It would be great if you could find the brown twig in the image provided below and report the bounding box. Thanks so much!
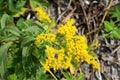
[56,0,72,23]
[61,7,76,23]
[79,0,92,42]
[101,0,114,23]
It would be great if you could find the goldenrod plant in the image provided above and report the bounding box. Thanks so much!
[0,1,100,80]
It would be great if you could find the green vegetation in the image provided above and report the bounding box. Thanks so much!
[0,0,119,80]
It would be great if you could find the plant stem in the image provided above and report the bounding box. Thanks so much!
[48,70,58,80]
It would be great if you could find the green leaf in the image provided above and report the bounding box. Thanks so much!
[109,5,120,21]
[30,0,42,10]
[0,36,18,42]
[13,8,27,17]
[0,42,13,64]
[22,47,29,58]
[8,0,18,12]
[110,30,120,39]
[25,26,44,35]
[0,61,5,79]
[22,47,29,67]
[35,67,48,80]
[30,0,49,10]
[0,14,9,29]
[16,0,26,8]
[104,20,115,32]
[0,0,4,7]
[8,0,26,12]
[32,47,40,59]
[16,18,25,27]
[21,36,35,47]
[116,27,120,34]
[76,72,84,80]
[5,26,21,37]
[62,71,72,80]
[7,74,17,80]
[88,51,98,58]
[0,42,13,78]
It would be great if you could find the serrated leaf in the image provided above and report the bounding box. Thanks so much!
[110,30,120,39]
[116,27,120,34]
[104,20,115,32]
[109,5,120,21]
[0,14,9,29]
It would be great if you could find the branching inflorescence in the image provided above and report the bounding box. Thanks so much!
[35,6,100,74]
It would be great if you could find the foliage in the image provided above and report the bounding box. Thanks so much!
[104,5,120,39]
[61,71,84,80]
[0,0,100,80]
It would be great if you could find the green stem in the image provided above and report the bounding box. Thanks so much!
[48,70,58,80]
[40,62,58,80]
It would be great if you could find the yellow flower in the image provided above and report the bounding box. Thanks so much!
[35,33,56,45]
[65,34,100,71]
[35,7,51,23]
[57,19,76,40]
[39,18,100,72]
[62,56,72,69]
[43,46,71,72]
[43,59,50,73]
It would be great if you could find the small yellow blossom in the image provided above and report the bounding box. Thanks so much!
[38,18,100,73]
[43,47,71,73]
[65,35,100,71]
[35,33,56,45]
[57,19,76,40]
[35,7,51,23]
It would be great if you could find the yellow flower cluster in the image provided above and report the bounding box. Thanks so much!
[57,19,76,40]
[43,46,71,73]
[66,36,100,71]
[57,19,100,71]
[35,33,56,45]
[35,19,100,72]
[35,7,51,23]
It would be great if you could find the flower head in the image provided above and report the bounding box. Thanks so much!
[57,19,76,40]
[43,47,71,73]
[35,7,51,23]
[35,33,56,45]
